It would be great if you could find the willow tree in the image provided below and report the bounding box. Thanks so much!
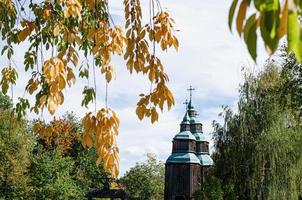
[212,54,302,199]
[0,0,178,177]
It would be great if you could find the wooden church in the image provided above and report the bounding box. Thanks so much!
[164,88,214,200]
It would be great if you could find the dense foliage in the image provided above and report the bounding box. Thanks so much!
[0,98,110,199]
[212,48,302,199]
[120,153,164,200]
[0,95,33,199]
[193,176,225,200]
[29,148,80,199]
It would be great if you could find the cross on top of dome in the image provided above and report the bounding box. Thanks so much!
[187,86,195,110]
[187,85,195,100]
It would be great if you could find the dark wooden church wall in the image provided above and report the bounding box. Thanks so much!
[190,124,202,134]
[191,164,202,195]
[196,142,209,153]
[165,163,202,200]
[172,140,196,153]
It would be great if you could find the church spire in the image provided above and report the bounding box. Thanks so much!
[180,99,190,131]
[187,86,195,110]
[187,86,197,117]
[181,99,190,122]
[188,86,195,100]
[181,110,190,124]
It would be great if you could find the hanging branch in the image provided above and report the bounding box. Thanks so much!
[0,0,178,178]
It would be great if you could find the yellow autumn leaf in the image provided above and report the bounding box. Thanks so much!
[151,107,158,123]
[55,91,64,105]
[67,67,76,86]
[87,0,95,9]
[105,71,112,83]
[32,123,42,133]
[49,65,56,81]
[27,80,38,94]
[83,133,93,148]
[58,75,66,90]
[236,0,248,36]
[38,95,47,108]
[111,162,119,178]
[18,28,30,42]
[136,106,145,120]
[47,97,57,115]
[82,114,92,130]
[173,36,179,50]
[96,157,103,166]
[278,0,288,38]
[103,152,110,170]
[43,6,52,19]
[49,84,58,95]
[53,24,61,36]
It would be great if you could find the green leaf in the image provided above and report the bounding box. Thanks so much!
[244,14,256,42]
[229,0,239,31]
[256,0,280,12]
[253,0,261,10]
[1,45,9,55]
[287,2,302,61]
[299,0,302,8]
[15,98,30,119]
[24,51,36,71]
[81,87,96,108]
[260,10,280,54]
[79,68,89,79]
[1,83,9,94]
[244,14,258,61]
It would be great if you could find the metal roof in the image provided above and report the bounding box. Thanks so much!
[196,153,214,166]
[188,99,194,110]
[166,152,201,164]
[174,131,196,140]
[181,112,191,125]
[192,132,207,142]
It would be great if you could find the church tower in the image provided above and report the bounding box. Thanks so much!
[164,87,214,200]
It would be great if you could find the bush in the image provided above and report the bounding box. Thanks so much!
[29,146,81,200]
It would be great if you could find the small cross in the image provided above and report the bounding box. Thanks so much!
[183,99,189,109]
[187,86,195,100]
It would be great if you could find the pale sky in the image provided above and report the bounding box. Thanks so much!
[1,0,269,175]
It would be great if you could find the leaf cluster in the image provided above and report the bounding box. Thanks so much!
[82,108,120,178]
[229,0,302,62]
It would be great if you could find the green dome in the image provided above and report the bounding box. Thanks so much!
[189,116,201,124]
[188,99,194,110]
[192,132,207,142]
[196,153,214,166]
[174,131,196,140]
[181,112,190,125]
[166,152,201,164]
